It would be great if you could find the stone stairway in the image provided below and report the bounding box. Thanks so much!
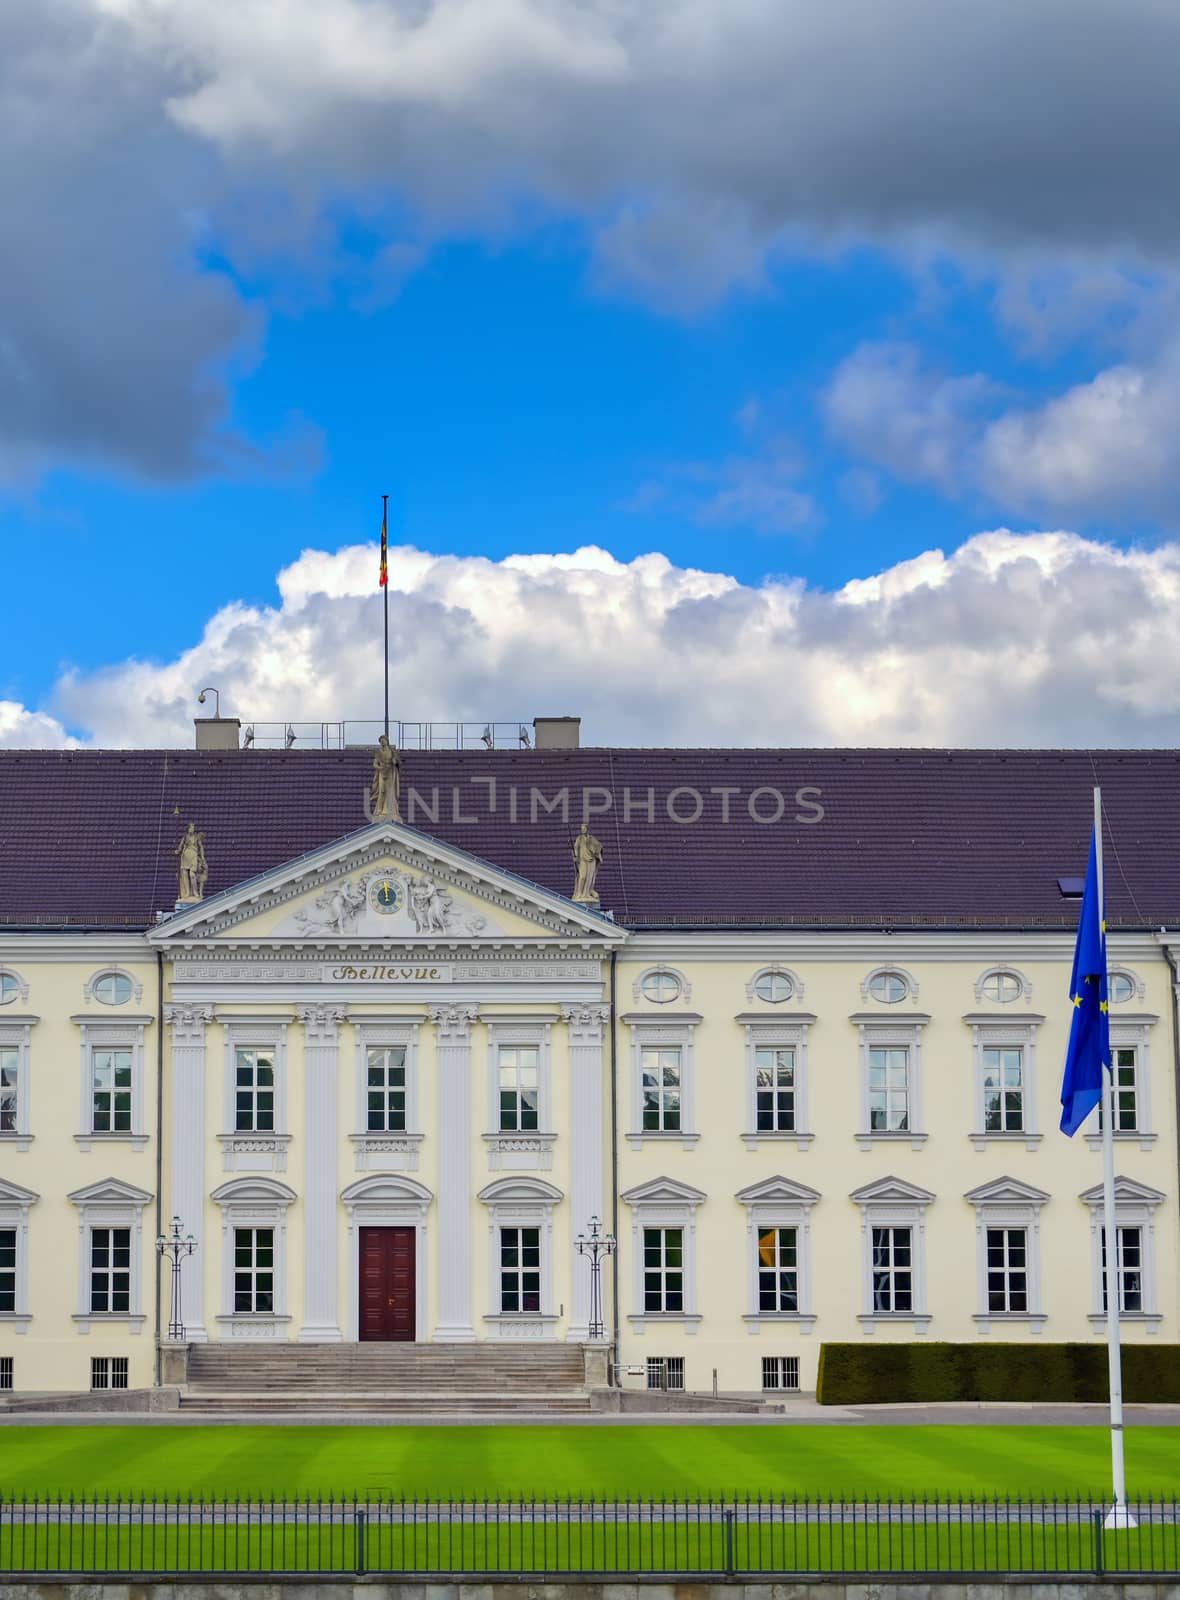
[180,1342,595,1415]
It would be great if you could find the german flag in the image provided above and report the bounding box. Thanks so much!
[378,501,389,587]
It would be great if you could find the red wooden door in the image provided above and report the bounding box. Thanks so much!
[358,1227,416,1341]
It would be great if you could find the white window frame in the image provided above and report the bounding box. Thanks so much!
[633,966,691,1006]
[623,1014,701,1151]
[1080,1176,1164,1332]
[850,1177,934,1333]
[738,1013,815,1151]
[211,1176,296,1338]
[851,1015,930,1151]
[0,1014,37,1152]
[973,966,1032,1005]
[483,1017,557,1171]
[1086,1017,1158,1151]
[860,966,918,1004]
[1107,968,1145,1005]
[219,1016,293,1173]
[83,967,144,1007]
[963,1176,1049,1331]
[964,1014,1045,1151]
[477,1176,562,1339]
[736,1176,820,1334]
[68,1179,152,1334]
[351,1018,425,1172]
[0,1179,39,1333]
[0,968,29,1008]
[73,1016,152,1153]
[622,1177,706,1334]
[745,967,805,1005]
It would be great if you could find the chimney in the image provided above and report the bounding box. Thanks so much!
[194,717,242,751]
[533,716,581,749]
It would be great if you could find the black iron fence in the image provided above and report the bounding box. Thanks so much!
[1,1495,1178,1579]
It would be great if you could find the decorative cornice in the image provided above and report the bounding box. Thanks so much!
[297,1003,347,1044]
[561,1002,612,1041]
[429,1002,480,1042]
[164,1003,214,1044]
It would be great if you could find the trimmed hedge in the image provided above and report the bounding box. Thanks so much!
[816,1341,1180,1404]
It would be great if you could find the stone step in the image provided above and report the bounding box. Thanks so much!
[185,1343,591,1397]
[178,1392,594,1413]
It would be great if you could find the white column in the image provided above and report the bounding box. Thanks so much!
[431,1003,479,1341]
[298,1004,346,1341]
[562,1004,611,1342]
[165,1004,213,1342]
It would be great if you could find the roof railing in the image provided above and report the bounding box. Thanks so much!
[237,720,533,751]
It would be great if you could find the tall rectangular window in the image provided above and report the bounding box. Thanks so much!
[757,1226,799,1312]
[871,1225,912,1312]
[1101,1226,1144,1313]
[755,1048,795,1133]
[641,1047,682,1132]
[366,1046,407,1132]
[233,1227,274,1313]
[92,1049,132,1134]
[986,1226,1028,1312]
[982,1047,1025,1132]
[498,1047,540,1132]
[643,1226,684,1313]
[499,1226,541,1312]
[868,1047,909,1132]
[234,1049,275,1133]
[1098,1048,1139,1132]
[90,1227,131,1314]
[0,1047,17,1133]
[0,1227,15,1313]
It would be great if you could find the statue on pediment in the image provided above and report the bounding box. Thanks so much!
[370,735,401,821]
[571,823,603,904]
[175,823,208,904]
[293,878,367,935]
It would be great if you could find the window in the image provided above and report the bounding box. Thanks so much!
[498,1046,540,1131]
[643,1227,684,1313]
[640,971,681,1004]
[1101,1227,1144,1314]
[980,971,1022,1003]
[1109,973,1136,1004]
[92,1049,132,1133]
[868,971,908,1004]
[90,1227,131,1313]
[983,1047,1025,1132]
[986,1227,1028,1312]
[93,973,133,1006]
[499,1226,541,1312]
[234,1227,274,1313]
[871,1226,912,1312]
[235,1049,275,1132]
[868,1046,909,1131]
[641,1047,682,1132]
[0,1049,17,1133]
[0,1357,11,1391]
[0,1228,14,1312]
[646,1355,684,1391]
[762,1355,799,1392]
[1098,1048,1139,1132]
[91,1356,129,1391]
[757,1227,798,1313]
[366,1046,407,1132]
[755,1048,795,1132]
[753,971,794,1003]
[0,973,21,1006]
[1081,1176,1163,1329]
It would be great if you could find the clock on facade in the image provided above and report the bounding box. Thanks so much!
[368,876,405,915]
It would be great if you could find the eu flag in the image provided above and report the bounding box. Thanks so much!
[1060,827,1110,1135]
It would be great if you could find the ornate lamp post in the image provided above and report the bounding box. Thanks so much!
[156,1216,196,1341]
[575,1214,616,1341]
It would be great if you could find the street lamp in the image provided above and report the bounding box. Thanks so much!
[575,1214,616,1340]
[156,1216,196,1341]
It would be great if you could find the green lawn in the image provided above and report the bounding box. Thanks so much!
[0,1425,1177,1501]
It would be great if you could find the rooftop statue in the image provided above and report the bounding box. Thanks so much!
[175,822,208,904]
[370,734,402,822]
[571,822,603,904]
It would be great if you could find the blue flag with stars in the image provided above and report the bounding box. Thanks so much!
[1060,828,1110,1135]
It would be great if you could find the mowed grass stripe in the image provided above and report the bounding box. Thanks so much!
[0,1426,1178,1499]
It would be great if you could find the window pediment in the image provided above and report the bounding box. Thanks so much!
[736,1176,821,1207]
[850,1176,935,1207]
[477,1176,563,1206]
[1079,1176,1165,1209]
[964,1176,1049,1207]
[622,1177,706,1208]
[68,1178,152,1208]
[211,1177,297,1207]
[0,1178,39,1207]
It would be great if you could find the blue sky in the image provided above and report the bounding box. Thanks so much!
[4,1,1180,749]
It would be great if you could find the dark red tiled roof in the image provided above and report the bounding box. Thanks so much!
[0,747,1177,930]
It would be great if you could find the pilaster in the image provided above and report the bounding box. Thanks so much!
[562,1003,611,1341]
[430,1003,479,1340]
[297,1004,346,1340]
[164,1004,213,1341]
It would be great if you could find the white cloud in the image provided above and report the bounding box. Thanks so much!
[0,701,74,749]
[5,532,1180,751]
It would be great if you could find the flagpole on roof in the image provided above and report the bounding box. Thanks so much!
[380,494,390,740]
[1095,786,1133,1529]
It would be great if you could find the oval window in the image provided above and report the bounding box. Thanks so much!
[640,971,681,1004]
[753,971,793,1003]
[867,971,907,1004]
[980,972,1021,1003]
[0,973,19,1006]
[1109,973,1135,1004]
[93,973,133,1006]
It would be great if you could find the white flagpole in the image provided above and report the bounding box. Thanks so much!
[1095,785,1133,1528]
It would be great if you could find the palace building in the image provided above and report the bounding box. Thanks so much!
[0,721,1177,1404]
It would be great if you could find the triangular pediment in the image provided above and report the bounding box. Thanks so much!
[849,1176,936,1206]
[68,1178,153,1207]
[621,1176,707,1207]
[735,1176,822,1207]
[0,1178,39,1207]
[149,821,626,947]
[964,1176,1050,1207]
[1079,1175,1166,1207]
